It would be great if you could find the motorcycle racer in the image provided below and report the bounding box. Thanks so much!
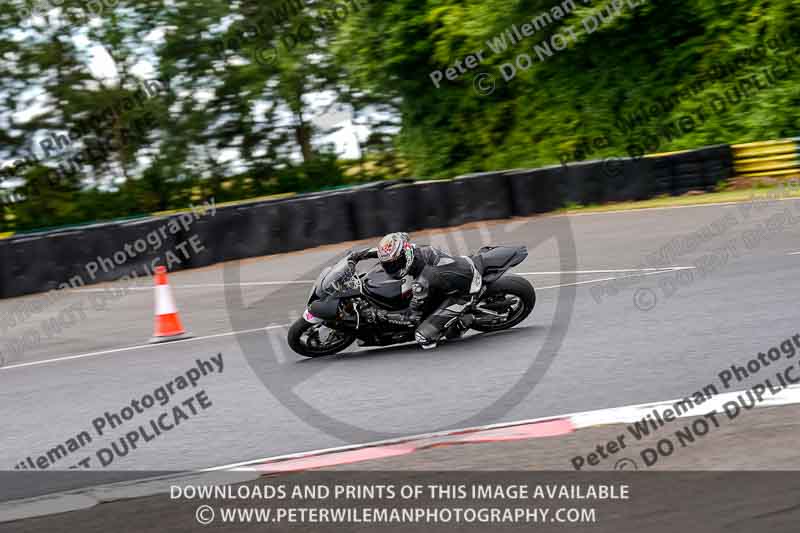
[348,232,483,349]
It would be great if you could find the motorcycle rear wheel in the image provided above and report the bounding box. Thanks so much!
[287,318,356,357]
[471,274,535,332]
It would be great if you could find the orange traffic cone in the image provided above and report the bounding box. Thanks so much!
[150,266,189,343]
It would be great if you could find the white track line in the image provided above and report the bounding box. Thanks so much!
[536,268,689,290]
[70,281,315,292]
[518,267,692,275]
[0,326,282,372]
[0,268,689,372]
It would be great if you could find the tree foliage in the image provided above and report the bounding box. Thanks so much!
[1,0,798,231]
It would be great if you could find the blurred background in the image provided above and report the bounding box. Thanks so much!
[0,0,798,233]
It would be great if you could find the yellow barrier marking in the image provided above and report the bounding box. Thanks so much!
[735,162,800,173]
[731,138,800,178]
[644,148,693,158]
[735,153,797,164]
[734,145,797,158]
[732,138,797,149]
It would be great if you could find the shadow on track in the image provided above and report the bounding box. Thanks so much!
[296,326,543,364]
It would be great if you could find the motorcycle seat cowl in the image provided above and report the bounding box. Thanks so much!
[473,246,528,282]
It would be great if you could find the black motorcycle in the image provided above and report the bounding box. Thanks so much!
[287,246,535,357]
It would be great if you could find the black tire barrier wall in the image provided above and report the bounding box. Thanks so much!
[507,166,564,216]
[0,143,735,299]
[185,207,260,267]
[547,144,733,208]
[349,185,418,240]
[0,225,128,299]
[282,193,356,252]
[636,144,733,197]
[0,240,5,299]
[350,174,513,240]
[649,156,674,197]
[113,217,179,278]
[447,172,514,226]
[410,181,452,230]
[1,234,62,298]
[560,161,608,206]
[608,158,652,202]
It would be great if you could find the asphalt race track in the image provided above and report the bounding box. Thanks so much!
[3,196,800,502]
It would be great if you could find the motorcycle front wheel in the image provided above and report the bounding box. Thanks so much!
[287,318,356,358]
[471,274,536,332]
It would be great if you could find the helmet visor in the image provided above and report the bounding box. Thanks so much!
[381,254,407,277]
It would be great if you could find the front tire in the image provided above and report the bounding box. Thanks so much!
[287,318,356,358]
[471,274,535,332]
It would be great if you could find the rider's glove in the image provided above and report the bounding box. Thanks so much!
[349,248,377,263]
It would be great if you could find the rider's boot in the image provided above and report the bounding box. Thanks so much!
[415,331,438,350]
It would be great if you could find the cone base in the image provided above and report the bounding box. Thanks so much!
[148,332,192,344]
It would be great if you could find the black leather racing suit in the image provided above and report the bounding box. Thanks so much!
[350,245,482,346]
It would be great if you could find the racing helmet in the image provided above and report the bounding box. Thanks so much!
[377,232,415,279]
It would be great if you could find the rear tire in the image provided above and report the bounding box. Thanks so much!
[287,318,356,358]
[471,274,535,332]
